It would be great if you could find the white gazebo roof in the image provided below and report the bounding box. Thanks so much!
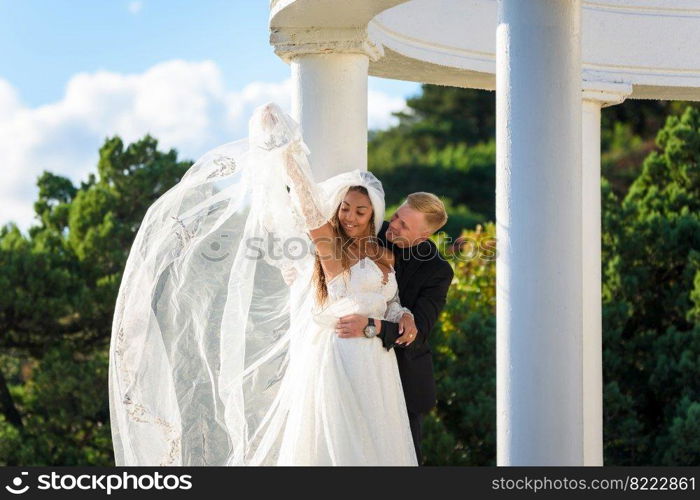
[273,0,700,100]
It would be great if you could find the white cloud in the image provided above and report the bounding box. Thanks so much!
[0,60,405,232]
[368,89,406,130]
[127,1,143,14]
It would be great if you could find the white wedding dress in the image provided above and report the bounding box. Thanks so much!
[108,102,417,466]
[271,255,417,465]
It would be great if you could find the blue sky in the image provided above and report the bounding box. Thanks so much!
[0,0,421,230]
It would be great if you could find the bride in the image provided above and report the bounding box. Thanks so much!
[108,102,418,466]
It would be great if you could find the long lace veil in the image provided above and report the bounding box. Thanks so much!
[108,102,387,465]
[108,103,309,465]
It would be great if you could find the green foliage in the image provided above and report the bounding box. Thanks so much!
[0,225,82,355]
[659,397,700,465]
[369,87,496,230]
[371,141,495,225]
[393,85,495,148]
[423,223,497,465]
[601,107,700,465]
[69,135,187,269]
[602,100,695,141]
[601,122,653,199]
[0,135,190,465]
[601,100,700,199]
[34,172,77,231]
[0,345,111,465]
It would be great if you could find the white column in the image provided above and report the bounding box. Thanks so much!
[496,0,583,465]
[581,81,632,466]
[291,54,369,181]
[272,28,383,181]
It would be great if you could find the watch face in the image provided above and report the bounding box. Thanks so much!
[364,325,377,338]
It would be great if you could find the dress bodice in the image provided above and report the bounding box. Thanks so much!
[323,257,399,321]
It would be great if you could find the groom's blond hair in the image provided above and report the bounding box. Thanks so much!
[404,192,448,234]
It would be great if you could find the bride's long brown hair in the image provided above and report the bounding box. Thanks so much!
[313,185,378,305]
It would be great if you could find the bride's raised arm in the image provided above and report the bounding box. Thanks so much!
[253,103,339,273]
[282,143,330,236]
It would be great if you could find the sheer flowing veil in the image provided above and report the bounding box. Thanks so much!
[108,102,385,465]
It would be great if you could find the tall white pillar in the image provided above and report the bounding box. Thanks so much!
[291,54,369,181]
[272,28,382,181]
[496,0,584,465]
[581,81,632,466]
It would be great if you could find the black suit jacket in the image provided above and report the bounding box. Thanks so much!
[377,221,454,414]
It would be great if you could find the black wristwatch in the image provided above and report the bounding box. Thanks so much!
[363,318,377,338]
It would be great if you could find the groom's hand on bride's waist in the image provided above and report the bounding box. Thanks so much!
[335,313,418,345]
[394,313,418,346]
[335,314,382,338]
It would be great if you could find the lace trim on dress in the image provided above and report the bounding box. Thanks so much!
[364,256,394,286]
[326,256,394,287]
[384,287,412,323]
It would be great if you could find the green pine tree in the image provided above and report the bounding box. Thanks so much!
[0,135,190,465]
[601,107,700,465]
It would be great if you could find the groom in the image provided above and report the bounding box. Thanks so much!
[335,192,454,464]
